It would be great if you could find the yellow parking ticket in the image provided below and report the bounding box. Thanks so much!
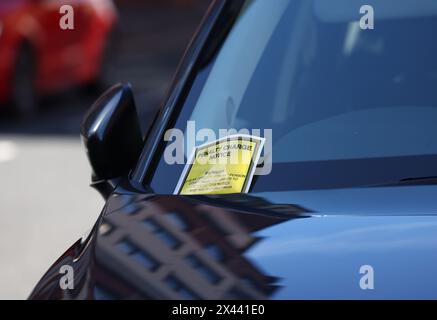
[174,134,265,195]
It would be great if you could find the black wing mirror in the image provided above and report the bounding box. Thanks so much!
[81,83,143,195]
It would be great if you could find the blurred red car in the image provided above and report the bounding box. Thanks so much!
[0,0,117,116]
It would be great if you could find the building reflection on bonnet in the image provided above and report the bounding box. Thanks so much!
[90,194,309,299]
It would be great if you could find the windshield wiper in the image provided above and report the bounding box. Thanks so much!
[371,176,437,187]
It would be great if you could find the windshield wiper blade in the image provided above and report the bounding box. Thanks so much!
[372,176,437,187]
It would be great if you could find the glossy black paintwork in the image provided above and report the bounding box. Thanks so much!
[81,83,143,184]
[29,184,437,299]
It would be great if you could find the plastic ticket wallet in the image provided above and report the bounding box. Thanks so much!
[174,134,265,195]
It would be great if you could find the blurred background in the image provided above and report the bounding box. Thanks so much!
[0,0,211,299]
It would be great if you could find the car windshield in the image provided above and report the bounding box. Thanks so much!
[147,0,437,194]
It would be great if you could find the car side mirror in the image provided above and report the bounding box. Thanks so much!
[80,83,143,189]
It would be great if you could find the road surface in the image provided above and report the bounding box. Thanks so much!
[0,135,103,299]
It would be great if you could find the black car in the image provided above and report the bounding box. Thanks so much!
[30,0,437,299]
